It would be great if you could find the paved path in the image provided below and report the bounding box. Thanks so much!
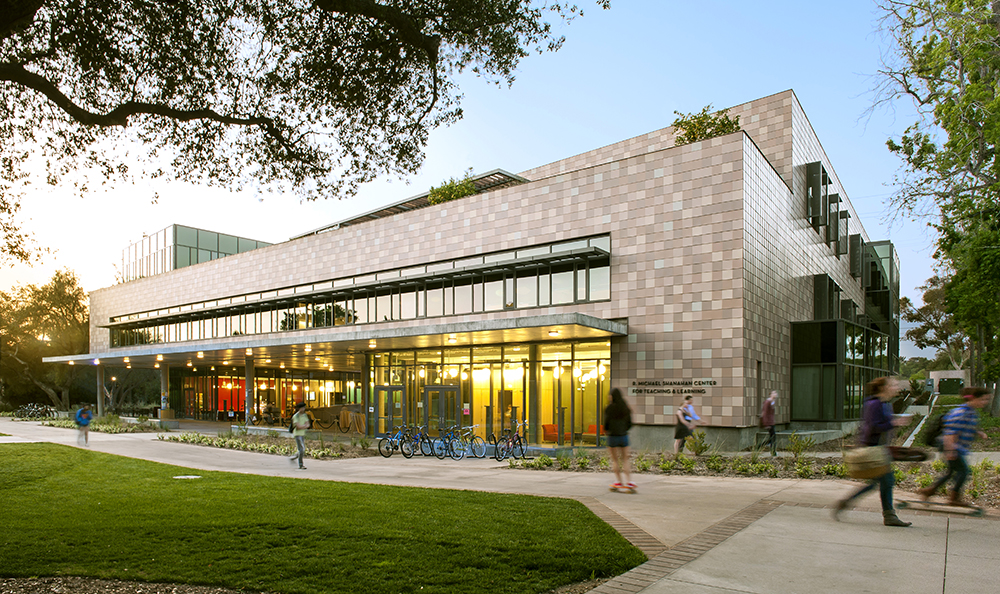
[2,417,999,594]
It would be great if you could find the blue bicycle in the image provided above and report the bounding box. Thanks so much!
[378,425,408,458]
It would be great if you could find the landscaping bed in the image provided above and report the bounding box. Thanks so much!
[158,431,380,460]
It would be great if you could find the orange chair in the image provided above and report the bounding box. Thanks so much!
[542,424,570,443]
[582,424,606,444]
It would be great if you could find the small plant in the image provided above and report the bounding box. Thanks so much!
[685,431,711,456]
[634,453,652,472]
[914,473,935,489]
[268,430,280,439]
[676,453,696,472]
[557,454,573,470]
[508,458,520,469]
[786,432,815,460]
[597,456,610,471]
[893,468,906,484]
[795,460,813,478]
[753,461,779,477]
[137,415,149,424]
[536,454,554,468]
[821,462,847,478]
[931,459,947,473]
[749,443,766,464]
[575,453,590,470]
[659,458,677,472]
[427,168,477,205]
[731,456,751,475]
[358,438,371,450]
[705,454,727,473]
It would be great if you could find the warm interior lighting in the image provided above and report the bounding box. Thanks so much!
[68,361,74,366]
[259,382,267,390]
[265,359,271,363]
[279,363,285,369]
[573,367,582,378]
[447,337,457,344]
[197,351,204,358]
[93,358,100,365]
[186,362,192,367]
[419,369,425,378]
[156,354,163,361]
[222,360,229,365]
[154,363,160,369]
[123,357,130,363]
[548,330,559,337]
[461,371,468,380]
[449,368,459,378]
[245,348,252,355]
[226,383,233,389]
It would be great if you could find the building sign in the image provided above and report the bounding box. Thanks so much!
[628,379,717,396]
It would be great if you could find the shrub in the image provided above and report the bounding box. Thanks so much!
[794,461,813,478]
[731,457,751,475]
[705,454,727,473]
[753,461,779,478]
[931,459,947,473]
[597,456,610,471]
[914,474,935,489]
[685,431,711,456]
[676,454,696,472]
[787,432,815,459]
[659,459,677,472]
[893,468,906,484]
[557,454,573,470]
[575,453,590,470]
[821,462,847,478]
[427,169,477,205]
[536,454,554,468]
[634,453,652,472]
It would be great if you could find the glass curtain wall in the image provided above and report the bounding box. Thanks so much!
[367,340,611,446]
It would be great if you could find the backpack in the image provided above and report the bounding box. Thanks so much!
[921,412,946,447]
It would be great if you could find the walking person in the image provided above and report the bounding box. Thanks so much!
[289,402,310,469]
[833,376,911,527]
[603,388,634,491]
[759,391,778,456]
[918,387,992,506]
[75,404,93,446]
[673,395,700,455]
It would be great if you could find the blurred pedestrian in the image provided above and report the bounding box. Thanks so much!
[760,390,778,456]
[834,377,911,527]
[918,387,992,506]
[603,388,634,491]
[75,404,93,446]
[673,394,699,455]
[289,402,310,469]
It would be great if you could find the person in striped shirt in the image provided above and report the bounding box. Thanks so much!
[918,387,992,506]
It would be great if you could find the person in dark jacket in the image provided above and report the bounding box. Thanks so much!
[833,376,911,527]
[603,388,634,490]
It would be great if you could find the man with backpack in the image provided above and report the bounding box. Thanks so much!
[918,387,992,506]
[75,404,93,446]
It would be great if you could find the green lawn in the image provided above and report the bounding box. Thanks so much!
[0,444,643,594]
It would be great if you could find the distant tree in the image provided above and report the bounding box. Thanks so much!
[672,105,741,146]
[899,356,933,380]
[0,269,89,410]
[101,367,160,415]
[0,0,610,265]
[900,275,970,371]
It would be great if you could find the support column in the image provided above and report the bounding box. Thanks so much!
[96,364,105,418]
[245,355,255,422]
[159,365,172,419]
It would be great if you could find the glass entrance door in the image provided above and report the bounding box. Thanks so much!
[374,385,405,436]
[423,386,461,435]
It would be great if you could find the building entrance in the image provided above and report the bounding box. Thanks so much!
[374,385,405,435]
[422,386,462,436]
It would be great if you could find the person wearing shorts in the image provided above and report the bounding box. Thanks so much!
[603,388,633,490]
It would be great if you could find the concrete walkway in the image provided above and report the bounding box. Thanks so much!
[2,417,999,594]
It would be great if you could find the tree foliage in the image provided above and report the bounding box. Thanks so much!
[0,0,610,264]
[900,274,971,370]
[427,168,476,205]
[877,0,1000,222]
[0,268,89,410]
[671,104,741,146]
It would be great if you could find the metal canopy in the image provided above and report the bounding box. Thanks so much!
[47,313,628,372]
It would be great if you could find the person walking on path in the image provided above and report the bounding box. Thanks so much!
[759,391,778,456]
[603,388,634,491]
[75,404,93,446]
[918,387,992,506]
[673,395,699,455]
[833,377,911,527]
[289,402,310,469]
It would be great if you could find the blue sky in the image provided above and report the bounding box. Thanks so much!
[2,1,937,356]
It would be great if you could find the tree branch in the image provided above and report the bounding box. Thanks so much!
[313,0,441,66]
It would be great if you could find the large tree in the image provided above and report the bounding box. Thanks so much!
[0,268,89,410]
[0,0,609,264]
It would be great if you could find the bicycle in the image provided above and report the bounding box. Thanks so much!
[378,424,408,458]
[457,424,487,458]
[401,424,432,458]
[492,419,527,461]
[433,425,465,460]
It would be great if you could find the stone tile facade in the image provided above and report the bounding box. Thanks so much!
[88,90,883,447]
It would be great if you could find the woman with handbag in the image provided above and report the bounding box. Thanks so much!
[833,376,911,527]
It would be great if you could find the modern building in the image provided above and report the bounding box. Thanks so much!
[48,90,899,450]
[120,224,271,282]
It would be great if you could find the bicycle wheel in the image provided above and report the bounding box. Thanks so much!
[470,436,487,458]
[249,414,261,426]
[495,437,512,461]
[449,438,467,460]
[378,437,394,458]
[419,435,434,456]
[433,438,448,459]
[511,435,526,459]
[400,439,414,458]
